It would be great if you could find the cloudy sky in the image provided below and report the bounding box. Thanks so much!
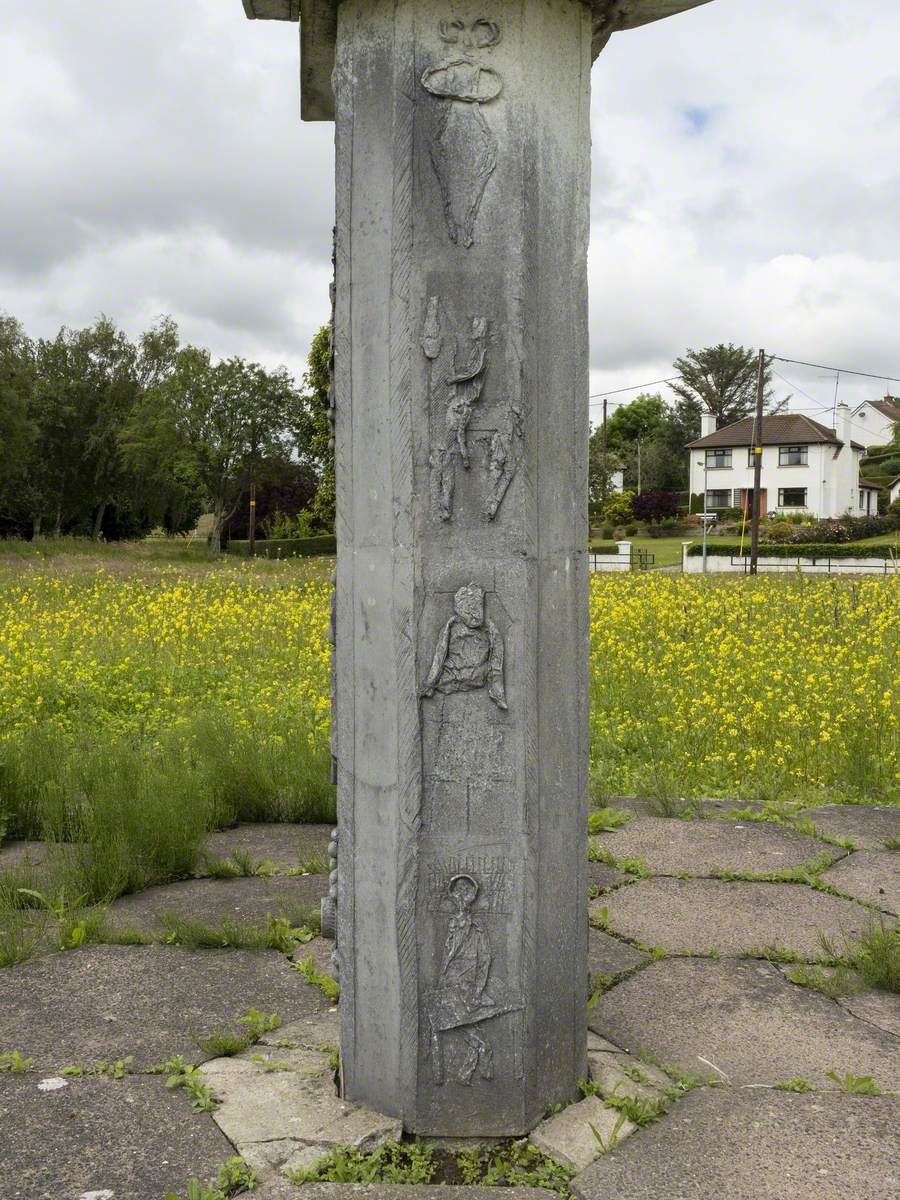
[2,0,899,430]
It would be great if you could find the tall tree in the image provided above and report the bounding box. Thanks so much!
[129,349,302,552]
[671,344,773,436]
[0,315,36,533]
[293,324,335,531]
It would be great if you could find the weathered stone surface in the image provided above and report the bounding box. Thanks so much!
[821,850,899,914]
[198,1047,401,1175]
[571,1087,900,1200]
[595,816,840,877]
[104,874,327,933]
[0,1073,233,1200]
[200,823,332,872]
[588,861,627,893]
[530,1095,635,1171]
[588,928,649,984]
[328,0,591,1135]
[590,958,900,1089]
[839,989,900,1039]
[293,936,338,979]
[597,877,870,957]
[587,1052,671,1102]
[0,945,325,1070]
[805,804,900,850]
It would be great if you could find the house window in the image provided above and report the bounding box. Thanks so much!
[778,487,807,508]
[706,449,732,469]
[706,489,732,510]
[746,447,762,467]
[778,445,808,466]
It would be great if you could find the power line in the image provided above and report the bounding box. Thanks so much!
[588,376,680,401]
[771,355,900,386]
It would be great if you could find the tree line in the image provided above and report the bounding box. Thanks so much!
[0,313,333,550]
[588,343,773,509]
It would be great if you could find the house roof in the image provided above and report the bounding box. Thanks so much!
[858,478,882,491]
[866,398,900,423]
[687,413,864,451]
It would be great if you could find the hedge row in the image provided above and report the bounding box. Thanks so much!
[687,542,899,561]
[226,536,337,558]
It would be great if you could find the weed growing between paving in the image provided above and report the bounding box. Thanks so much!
[288,1142,438,1185]
[164,1155,258,1200]
[788,921,900,997]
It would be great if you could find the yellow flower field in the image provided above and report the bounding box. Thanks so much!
[0,558,897,819]
[589,574,898,805]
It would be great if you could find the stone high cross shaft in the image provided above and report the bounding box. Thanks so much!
[242,0,715,1136]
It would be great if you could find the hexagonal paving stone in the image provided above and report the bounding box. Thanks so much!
[588,861,626,893]
[200,823,333,873]
[593,816,841,877]
[571,1087,899,1200]
[596,877,870,958]
[820,850,899,915]
[589,928,649,985]
[0,944,327,1071]
[590,958,900,1090]
[804,804,899,851]
[0,1073,234,1200]
[838,990,900,1040]
[104,874,328,934]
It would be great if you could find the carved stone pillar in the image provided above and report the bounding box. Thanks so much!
[242,0,715,1139]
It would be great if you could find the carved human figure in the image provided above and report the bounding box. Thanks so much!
[438,317,488,520]
[421,583,507,710]
[483,402,524,521]
[426,874,495,1085]
[421,20,502,247]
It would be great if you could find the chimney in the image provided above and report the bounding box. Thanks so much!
[836,401,851,446]
[701,411,717,438]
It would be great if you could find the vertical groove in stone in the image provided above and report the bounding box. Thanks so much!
[332,0,357,1080]
[388,0,422,1124]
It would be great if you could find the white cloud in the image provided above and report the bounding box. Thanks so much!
[1,0,898,413]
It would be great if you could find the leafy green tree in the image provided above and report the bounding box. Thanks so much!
[128,348,302,552]
[671,344,773,437]
[293,325,334,531]
[0,315,36,534]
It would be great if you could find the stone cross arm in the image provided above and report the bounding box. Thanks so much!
[243,0,715,119]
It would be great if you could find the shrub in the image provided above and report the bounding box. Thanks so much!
[632,490,679,525]
[227,536,336,558]
[601,491,635,526]
[602,525,614,539]
[685,542,899,560]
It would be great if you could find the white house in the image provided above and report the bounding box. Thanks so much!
[888,475,900,507]
[851,396,900,449]
[687,406,874,519]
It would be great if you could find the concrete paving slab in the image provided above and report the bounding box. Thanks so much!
[587,1052,671,1102]
[104,874,328,934]
[0,839,50,876]
[530,1094,635,1171]
[0,1072,234,1200]
[587,861,626,893]
[0,944,326,1071]
[588,928,649,984]
[590,958,900,1089]
[821,850,899,915]
[597,877,870,958]
[804,804,900,850]
[201,823,332,872]
[838,989,900,1040]
[199,1047,401,1176]
[571,1087,899,1200]
[595,816,841,877]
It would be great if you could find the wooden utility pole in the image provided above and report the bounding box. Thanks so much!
[602,396,608,502]
[248,481,257,556]
[749,349,766,575]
